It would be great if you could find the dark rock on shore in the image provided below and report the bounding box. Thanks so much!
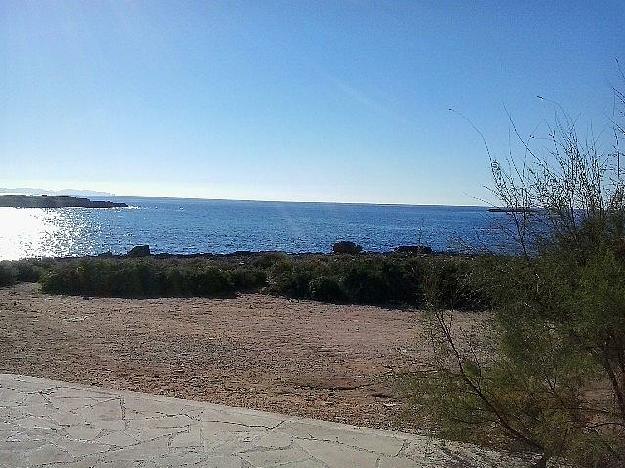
[126,245,151,257]
[0,195,127,209]
[332,241,363,254]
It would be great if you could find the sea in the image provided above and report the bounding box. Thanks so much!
[0,197,514,261]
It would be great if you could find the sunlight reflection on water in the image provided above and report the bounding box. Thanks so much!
[0,208,93,260]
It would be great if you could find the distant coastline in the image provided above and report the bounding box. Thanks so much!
[0,195,127,209]
[0,187,115,197]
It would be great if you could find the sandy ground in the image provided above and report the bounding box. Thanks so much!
[0,283,486,431]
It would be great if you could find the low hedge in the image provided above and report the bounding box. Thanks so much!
[2,253,496,310]
[40,260,245,298]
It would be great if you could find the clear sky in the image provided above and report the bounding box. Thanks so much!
[1,1,623,205]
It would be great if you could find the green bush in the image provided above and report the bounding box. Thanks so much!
[341,262,392,304]
[188,267,234,297]
[251,252,289,269]
[267,260,321,298]
[40,260,237,298]
[13,260,45,282]
[31,253,495,310]
[340,260,410,304]
[409,94,625,465]
[164,267,186,296]
[309,275,345,302]
[264,255,433,307]
[228,267,267,291]
[424,258,491,311]
[0,262,17,287]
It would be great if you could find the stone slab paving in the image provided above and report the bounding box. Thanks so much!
[0,374,538,467]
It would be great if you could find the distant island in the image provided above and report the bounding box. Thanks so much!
[0,195,127,209]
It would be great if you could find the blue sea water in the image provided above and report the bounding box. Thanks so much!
[0,197,512,260]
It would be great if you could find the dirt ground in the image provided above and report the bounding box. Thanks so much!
[0,283,486,431]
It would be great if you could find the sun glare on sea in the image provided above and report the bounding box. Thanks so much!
[0,208,90,260]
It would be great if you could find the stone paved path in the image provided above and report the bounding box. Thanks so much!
[0,374,536,467]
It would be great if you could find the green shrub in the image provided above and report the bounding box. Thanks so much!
[40,260,237,298]
[251,252,289,269]
[409,93,625,465]
[338,258,424,305]
[164,267,186,296]
[424,258,491,311]
[13,260,45,282]
[267,260,321,298]
[341,262,390,304]
[264,256,432,306]
[188,267,235,297]
[228,267,267,291]
[0,262,17,287]
[32,253,494,310]
[309,275,345,302]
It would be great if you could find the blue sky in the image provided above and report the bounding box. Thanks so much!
[1,1,623,205]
